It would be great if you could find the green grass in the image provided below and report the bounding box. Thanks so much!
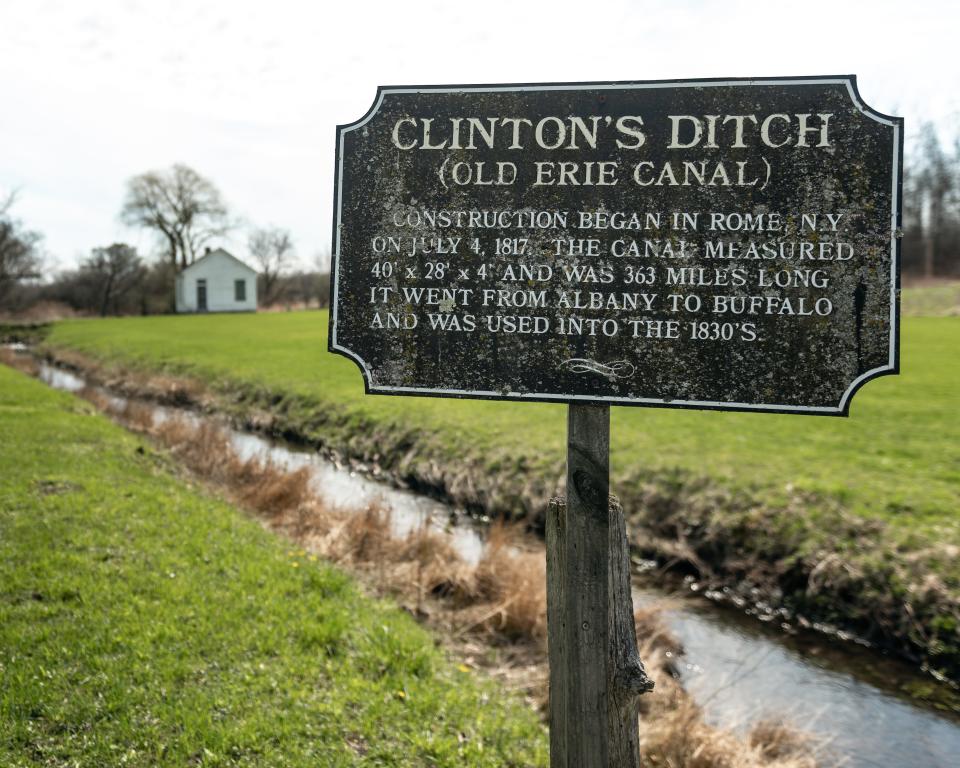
[44,311,960,535]
[36,305,960,677]
[0,364,547,767]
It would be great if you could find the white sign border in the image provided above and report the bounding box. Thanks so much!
[330,75,902,417]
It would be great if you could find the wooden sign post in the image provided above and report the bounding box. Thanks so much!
[548,404,653,767]
[329,76,902,766]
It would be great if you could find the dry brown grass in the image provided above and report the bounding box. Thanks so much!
[470,523,548,640]
[241,464,313,515]
[0,300,80,322]
[150,417,315,521]
[0,347,39,376]
[328,501,398,563]
[639,696,824,768]
[635,603,684,659]
[748,720,818,763]
[152,415,196,447]
[143,373,207,406]
[42,347,209,408]
[58,381,825,768]
[77,386,110,411]
[120,399,156,430]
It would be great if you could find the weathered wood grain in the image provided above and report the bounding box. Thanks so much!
[547,404,653,768]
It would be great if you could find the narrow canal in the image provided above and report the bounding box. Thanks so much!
[24,355,960,768]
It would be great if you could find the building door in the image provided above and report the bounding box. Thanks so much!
[197,279,208,312]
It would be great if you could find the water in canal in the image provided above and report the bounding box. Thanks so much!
[29,358,960,767]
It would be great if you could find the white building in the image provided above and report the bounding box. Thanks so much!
[175,248,258,313]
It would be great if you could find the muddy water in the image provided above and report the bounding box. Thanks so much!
[29,358,960,768]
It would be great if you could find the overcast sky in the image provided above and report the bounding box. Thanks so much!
[1,0,958,271]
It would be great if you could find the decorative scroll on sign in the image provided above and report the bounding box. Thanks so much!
[329,76,902,415]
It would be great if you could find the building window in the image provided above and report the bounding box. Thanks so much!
[235,279,246,302]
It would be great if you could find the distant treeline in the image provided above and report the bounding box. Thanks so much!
[6,255,330,318]
[902,121,960,278]
[2,129,959,319]
[2,163,335,319]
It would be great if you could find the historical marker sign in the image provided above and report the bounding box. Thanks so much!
[330,76,902,415]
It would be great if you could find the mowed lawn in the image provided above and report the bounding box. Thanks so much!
[45,311,960,535]
[0,365,547,767]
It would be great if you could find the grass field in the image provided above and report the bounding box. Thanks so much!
[39,310,960,678]
[44,311,960,530]
[0,364,547,767]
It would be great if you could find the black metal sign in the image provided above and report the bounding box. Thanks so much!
[330,76,902,415]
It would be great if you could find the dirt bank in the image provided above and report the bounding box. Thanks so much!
[33,345,960,687]
[1,346,828,768]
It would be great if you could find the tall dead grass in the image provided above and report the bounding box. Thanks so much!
[43,347,208,407]
[62,383,827,768]
[641,698,820,768]
[0,346,39,376]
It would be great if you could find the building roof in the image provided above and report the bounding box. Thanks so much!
[180,247,258,275]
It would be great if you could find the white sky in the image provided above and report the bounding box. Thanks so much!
[1,0,958,272]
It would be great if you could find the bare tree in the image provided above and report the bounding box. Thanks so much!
[294,271,318,308]
[313,250,331,308]
[81,243,145,316]
[917,124,953,278]
[902,124,960,278]
[120,165,232,272]
[0,191,43,309]
[248,226,294,304]
[315,273,331,309]
[314,249,331,275]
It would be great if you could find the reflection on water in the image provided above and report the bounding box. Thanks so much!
[29,357,960,768]
[38,364,85,392]
[634,588,960,768]
[226,429,486,565]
